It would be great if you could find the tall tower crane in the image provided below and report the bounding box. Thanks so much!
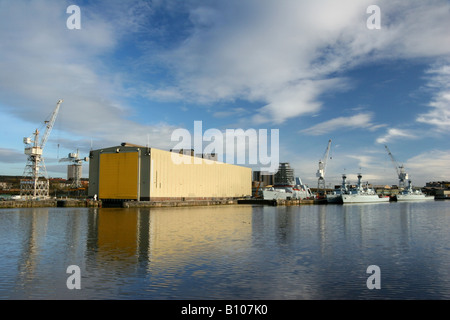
[59,150,88,189]
[384,145,408,189]
[20,99,63,199]
[316,139,332,195]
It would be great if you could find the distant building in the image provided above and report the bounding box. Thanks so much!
[0,182,12,190]
[424,181,450,198]
[252,171,274,187]
[49,178,68,190]
[436,190,450,199]
[426,181,450,189]
[170,148,219,161]
[170,148,195,156]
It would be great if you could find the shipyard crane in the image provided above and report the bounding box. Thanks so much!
[316,139,332,195]
[59,149,89,189]
[20,99,63,199]
[384,145,409,189]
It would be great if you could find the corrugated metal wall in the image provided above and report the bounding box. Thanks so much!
[99,152,139,199]
[90,145,252,200]
[150,148,251,199]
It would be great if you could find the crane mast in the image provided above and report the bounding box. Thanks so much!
[384,145,408,189]
[41,99,63,150]
[316,139,332,194]
[59,149,89,189]
[20,99,63,199]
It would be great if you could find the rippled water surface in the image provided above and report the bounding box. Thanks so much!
[1,201,450,299]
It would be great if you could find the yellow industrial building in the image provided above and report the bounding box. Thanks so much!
[88,143,252,201]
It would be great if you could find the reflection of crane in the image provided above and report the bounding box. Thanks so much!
[20,99,63,199]
[384,145,408,189]
[316,139,332,194]
[59,150,88,189]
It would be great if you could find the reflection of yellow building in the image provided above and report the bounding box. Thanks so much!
[94,206,254,267]
[149,206,252,257]
[88,143,252,201]
[97,209,138,258]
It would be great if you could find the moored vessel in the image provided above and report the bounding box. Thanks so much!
[342,174,390,204]
[395,180,434,201]
[262,163,313,200]
[262,177,313,200]
[326,174,349,204]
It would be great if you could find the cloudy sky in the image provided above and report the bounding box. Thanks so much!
[0,0,449,187]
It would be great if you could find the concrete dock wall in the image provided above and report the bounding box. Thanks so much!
[1,198,318,209]
[122,199,237,208]
[0,199,102,209]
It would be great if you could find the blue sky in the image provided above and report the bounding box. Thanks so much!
[0,0,449,187]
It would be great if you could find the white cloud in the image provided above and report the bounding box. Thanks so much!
[0,148,24,164]
[213,108,248,119]
[0,0,178,157]
[252,78,348,125]
[2,0,450,179]
[153,0,450,124]
[376,128,417,144]
[0,1,117,123]
[3,0,450,131]
[301,113,378,136]
[162,0,370,122]
[381,1,450,58]
[144,87,184,102]
[416,63,450,131]
[405,150,450,184]
[327,152,387,185]
[346,154,376,172]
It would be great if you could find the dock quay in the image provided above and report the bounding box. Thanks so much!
[1,198,322,209]
[121,199,237,208]
[238,198,318,206]
[121,198,318,208]
[0,199,101,209]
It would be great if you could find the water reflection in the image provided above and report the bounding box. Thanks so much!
[16,209,48,291]
[1,202,450,299]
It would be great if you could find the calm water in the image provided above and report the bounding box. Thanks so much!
[1,201,450,300]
